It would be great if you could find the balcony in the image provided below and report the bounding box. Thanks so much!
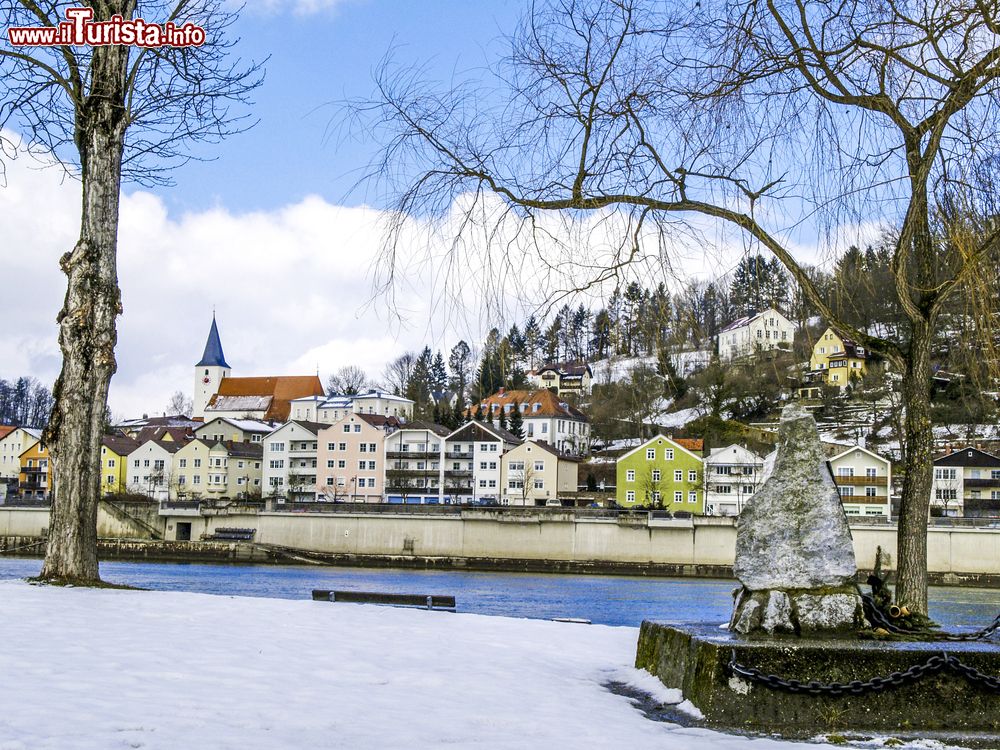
[387,451,437,460]
[963,478,1000,489]
[833,475,888,487]
[445,451,472,460]
[444,469,473,478]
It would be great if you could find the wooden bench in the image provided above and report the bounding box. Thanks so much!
[204,527,256,541]
[312,589,456,611]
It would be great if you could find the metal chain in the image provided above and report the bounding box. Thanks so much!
[726,650,1000,696]
[861,594,1000,641]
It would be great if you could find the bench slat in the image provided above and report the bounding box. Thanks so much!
[311,589,456,609]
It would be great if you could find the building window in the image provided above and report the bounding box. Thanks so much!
[839,486,854,497]
[717,485,731,494]
[270,442,285,451]
[328,443,335,451]
[651,469,661,481]
[837,467,854,477]
[646,448,655,460]
[626,491,635,502]
[688,491,697,503]
[935,489,957,500]
[688,470,697,482]
[866,467,877,478]
[674,491,682,503]
[626,470,635,482]
[338,460,346,469]
[934,468,957,480]
[674,470,683,482]
[865,486,877,497]
[534,461,544,472]
[269,460,284,469]
[179,459,187,468]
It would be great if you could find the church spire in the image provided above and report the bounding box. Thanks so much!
[196,314,231,368]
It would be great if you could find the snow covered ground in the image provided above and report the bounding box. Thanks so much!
[0,581,952,749]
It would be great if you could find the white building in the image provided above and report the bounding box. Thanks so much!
[443,421,521,504]
[716,307,795,361]
[194,417,274,445]
[383,422,451,503]
[0,427,41,480]
[931,447,1000,518]
[830,445,892,518]
[475,389,590,456]
[704,444,765,516]
[289,390,415,424]
[261,421,329,501]
[126,440,183,500]
[527,362,593,396]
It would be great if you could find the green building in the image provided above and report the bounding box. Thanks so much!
[615,435,705,512]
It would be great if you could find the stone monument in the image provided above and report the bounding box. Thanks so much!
[729,403,866,634]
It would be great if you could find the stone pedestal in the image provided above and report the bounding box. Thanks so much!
[636,621,1000,736]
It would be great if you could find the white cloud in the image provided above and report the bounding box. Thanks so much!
[241,0,349,17]
[0,141,882,421]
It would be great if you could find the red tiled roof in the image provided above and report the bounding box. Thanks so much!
[0,425,15,441]
[474,389,588,421]
[208,376,325,422]
[674,438,704,453]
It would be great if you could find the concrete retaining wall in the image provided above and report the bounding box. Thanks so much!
[6,505,1000,580]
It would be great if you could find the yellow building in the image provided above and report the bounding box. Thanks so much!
[101,435,139,496]
[19,441,53,500]
[801,327,867,397]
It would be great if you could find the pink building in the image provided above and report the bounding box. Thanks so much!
[316,413,400,502]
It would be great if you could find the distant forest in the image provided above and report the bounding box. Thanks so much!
[0,377,54,429]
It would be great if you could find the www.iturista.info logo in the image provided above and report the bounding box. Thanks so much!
[8,6,206,48]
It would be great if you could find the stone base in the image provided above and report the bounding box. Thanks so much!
[730,585,866,635]
[636,621,1000,734]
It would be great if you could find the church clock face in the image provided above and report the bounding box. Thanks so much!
[203,377,211,384]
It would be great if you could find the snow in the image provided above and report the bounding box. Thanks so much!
[653,406,706,429]
[0,581,957,749]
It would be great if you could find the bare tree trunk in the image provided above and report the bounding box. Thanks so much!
[40,34,129,584]
[894,320,934,614]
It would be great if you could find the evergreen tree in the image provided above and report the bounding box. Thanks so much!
[452,399,466,426]
[523,316,542,369]
[543,318,562,362]
[473,403,485,421]
[432,403,442,426]
[430,351,448,392]
[508,401,524,439]
[590,309,612,360]
[498,405,508,431]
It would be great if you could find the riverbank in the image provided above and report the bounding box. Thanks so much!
[5,534,1000,588]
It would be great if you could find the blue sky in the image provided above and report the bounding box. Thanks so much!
[155,0,526,215]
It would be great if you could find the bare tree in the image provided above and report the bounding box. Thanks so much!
[357,0,1000,614]
[381,351,416,396]
[166,390,193,417]
[0,1,263,583]
[327,365,370,396]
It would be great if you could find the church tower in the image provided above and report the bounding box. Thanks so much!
[193,315,231,419]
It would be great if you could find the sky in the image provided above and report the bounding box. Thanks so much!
[0,0,879,418]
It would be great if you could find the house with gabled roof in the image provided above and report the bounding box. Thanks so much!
[615,435,704,512]
[500,440,579,506]
[126,439,184,500]
[101,434,139,495]
[527,361,593,395]
[444,420,522,504]
[194,417,274,445]
[383,421,451,504]
[0,426,41,480]
[262,420,330,501]
[317,413,401,502]
[717,307,795,361]
[473,388,590,456]
[931,447,1000,518]
[830,445,892,518]
[799,327,868,397]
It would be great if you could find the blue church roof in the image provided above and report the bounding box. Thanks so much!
[196,316,231,369]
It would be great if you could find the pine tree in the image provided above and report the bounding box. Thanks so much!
[432,403,442,426]
[474,403,485,421]
[430,351,448,392]
[508,401,524,439]
[452,399,465,426]
[498,405,508,431]
[523,315,542,369]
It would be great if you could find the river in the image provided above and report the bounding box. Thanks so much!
[1,557,997,629]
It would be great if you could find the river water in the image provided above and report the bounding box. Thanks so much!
[1,557,997,629]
